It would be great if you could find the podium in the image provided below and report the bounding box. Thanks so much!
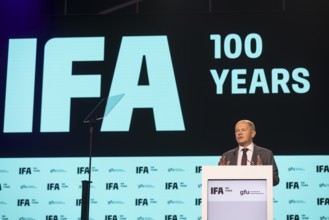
[202,166,273,220]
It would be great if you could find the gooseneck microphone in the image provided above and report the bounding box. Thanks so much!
[218,154,262,165]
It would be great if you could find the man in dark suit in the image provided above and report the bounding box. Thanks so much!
[218,119,280,186]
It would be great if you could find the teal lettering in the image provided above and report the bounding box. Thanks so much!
[41,37,104,132]
[249,68,270,94]
[231,69,247,94]
[272,68,290,93]
[292,68,310,93]
[4,39,37,133]
[210,69,229,94]
[101,36,185,131]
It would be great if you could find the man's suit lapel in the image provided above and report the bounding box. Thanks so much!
[232,147,239,165]
[251,145,262,165]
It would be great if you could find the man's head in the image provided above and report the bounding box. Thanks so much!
[235,119,256,147]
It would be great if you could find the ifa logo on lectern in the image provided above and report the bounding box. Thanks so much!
[210,187,224,194]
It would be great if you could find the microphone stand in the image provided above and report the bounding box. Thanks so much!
[80,94,124,220]
[81,120,95,220]
[81,98,107,220]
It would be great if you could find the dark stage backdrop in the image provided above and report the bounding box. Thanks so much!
[1,12,329,157]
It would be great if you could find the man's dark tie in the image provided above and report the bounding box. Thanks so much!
[241,148,248,165]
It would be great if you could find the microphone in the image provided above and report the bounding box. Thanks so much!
[248,155,262,165]
[83,93,125,124]
[247,159,255,165]
[218,153,262,165]
[83,97,108,124]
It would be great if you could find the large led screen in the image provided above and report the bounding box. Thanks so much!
[1,11,329,219]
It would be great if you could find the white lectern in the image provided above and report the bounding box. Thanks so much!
[202,166,273,220]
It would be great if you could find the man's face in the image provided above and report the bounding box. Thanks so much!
[235,121,256,147]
